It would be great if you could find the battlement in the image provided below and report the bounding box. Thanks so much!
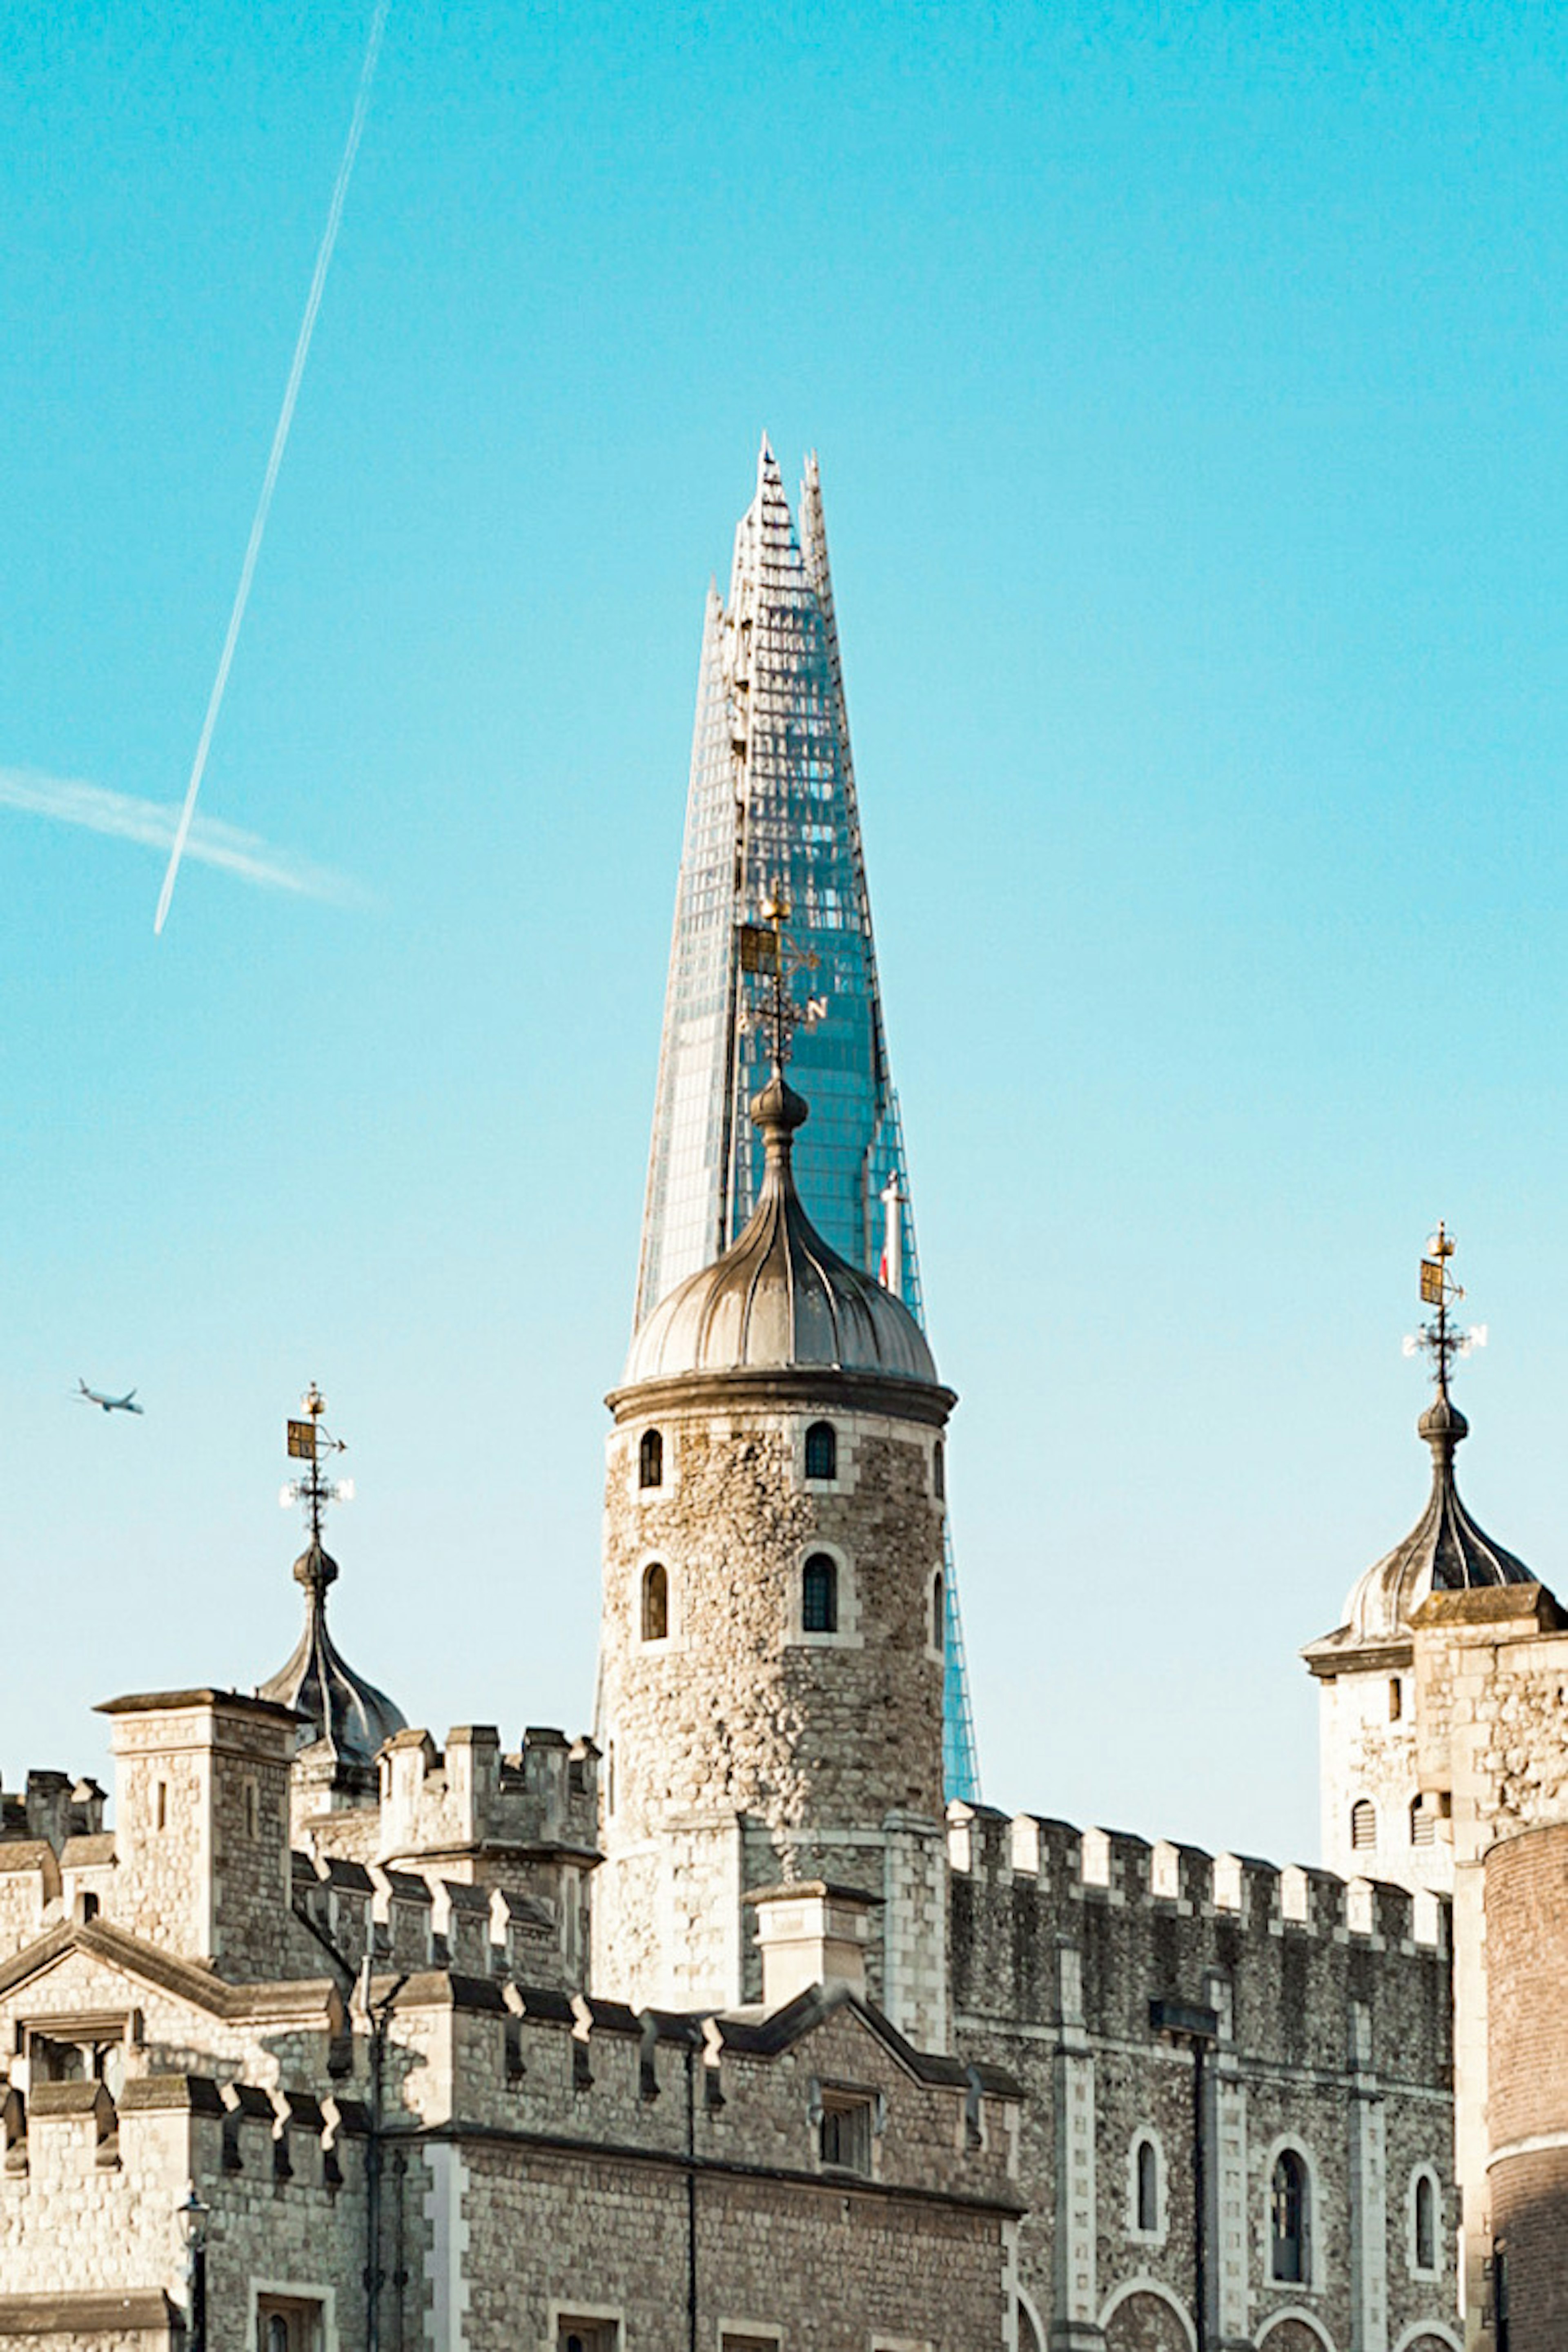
[947,1802,1448,1950]
[947,1801,1452,2085]
[378,1722,599,1869]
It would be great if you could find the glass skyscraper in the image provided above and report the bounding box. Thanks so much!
[635,437,980,1802]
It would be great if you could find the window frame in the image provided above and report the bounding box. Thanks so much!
[548,2306,623,2352]
[640,1560,671,1645]
[1266,2141,1315,2289]
[633,1553,677,1648]
[1409,2163,1442,2278]
[249,2285,332,2352]
[1127,2127,1165,2242]
[815,2087,877,2177]
[638,1427,664,1492]
[927,1569,946,1662]
[788,1543,860,1648]
[803,1419,837,1482]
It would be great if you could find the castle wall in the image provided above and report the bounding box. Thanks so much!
[1404,1586,1568,2344]
[949,1808,1456,2352]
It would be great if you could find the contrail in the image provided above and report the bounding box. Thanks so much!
[154,0,390,937]
[1,767,362,904]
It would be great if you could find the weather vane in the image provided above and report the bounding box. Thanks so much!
[1403,1222,1487,1394]
[280,1381,354,1546]
[736,881,828,1071]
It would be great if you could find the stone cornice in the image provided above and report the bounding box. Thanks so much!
[606,1365,956,1428]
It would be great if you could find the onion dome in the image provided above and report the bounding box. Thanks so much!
[624,1070,940,1389]
[1334,1388,1534,1647]
[257,1541,406,1765]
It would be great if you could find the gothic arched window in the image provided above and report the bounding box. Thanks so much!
[802,1553,838,1635]
[804,1421,837,1481]
[1270,2149,1310,2283]
[639,1428,663,1490]
[641,1562,669,1643]
[1350,1798,1376,1852]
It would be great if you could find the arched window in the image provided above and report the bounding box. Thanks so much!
[1414,2169,1437,2271]
[641,1562,669,1642]
[802,1553,838,1634]
[1270,2149,1310,2283]
[931,1570,946,1654]
[1350,1798,1376,1852]
[1411,1795,1435,1847]
[638,1428,663,1490]
[804,1420,837,1481]
[1136,2136,1158,2233]
[933,1438,946,1499]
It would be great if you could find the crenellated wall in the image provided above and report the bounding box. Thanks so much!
[948,1803,1456,2352]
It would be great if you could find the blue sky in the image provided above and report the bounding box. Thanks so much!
[4,2,1566,1862]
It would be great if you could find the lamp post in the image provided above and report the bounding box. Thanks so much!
[175,2183,209,2352]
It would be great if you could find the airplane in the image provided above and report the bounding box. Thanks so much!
[76,1379,143,1416]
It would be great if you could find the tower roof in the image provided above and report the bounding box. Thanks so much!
[1308,1234,1537,1668]
[623,1070,941,1391]
[257,1541,406,1767]
[1330,1390,1535,1647]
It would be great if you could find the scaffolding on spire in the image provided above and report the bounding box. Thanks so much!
[635,442,982,1802]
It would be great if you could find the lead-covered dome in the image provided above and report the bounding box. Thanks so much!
[258,1541,406,1766]
[624,1071,940,1389]
[1329,1388,1535,1649]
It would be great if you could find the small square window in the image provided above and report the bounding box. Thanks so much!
[818,2096,873,2174]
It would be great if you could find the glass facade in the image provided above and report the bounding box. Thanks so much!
[635,439,981,1802]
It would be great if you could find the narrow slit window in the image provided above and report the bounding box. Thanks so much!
[1136,2137,1158,2234]
[1414,2170,1437,2272]
[1388,1676,1403,1721]
[931,1570,946,1654]
[804,1421,837,1481]
[638,1428,663,1490]
[641,1563,669,1643]
[802,1553,838,1635]
[933,1437,945,1499]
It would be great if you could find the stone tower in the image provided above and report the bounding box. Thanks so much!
[1303,1383,1533,1893]
[593,1066,954,2044]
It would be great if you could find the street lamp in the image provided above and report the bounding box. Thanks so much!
[175,2184,209,2352]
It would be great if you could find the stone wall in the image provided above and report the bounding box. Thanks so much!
[1486,1823,1568,2352]
[595,1395,947,2024]
[949,1805,1456,2352]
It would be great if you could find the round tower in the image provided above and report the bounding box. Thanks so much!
[593,1067,954,2040]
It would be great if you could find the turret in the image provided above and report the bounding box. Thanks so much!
[594,1045,954,2044]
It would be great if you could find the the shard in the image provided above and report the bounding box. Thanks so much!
[635,437,981,1802]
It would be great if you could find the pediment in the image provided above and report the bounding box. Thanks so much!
[0,1920,337,2034]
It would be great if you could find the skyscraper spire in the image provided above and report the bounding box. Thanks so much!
[635,440,981,1800]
